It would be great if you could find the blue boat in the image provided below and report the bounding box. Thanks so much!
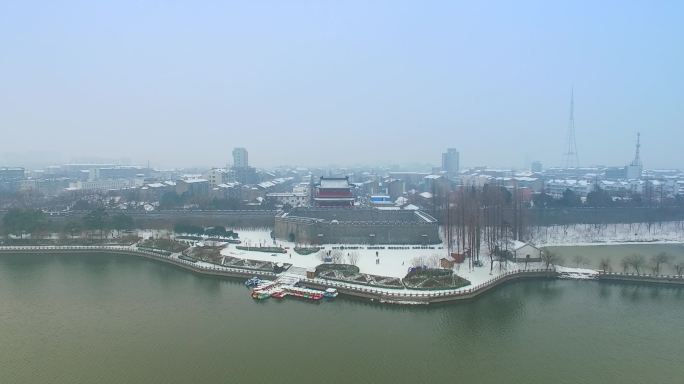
[244,277,262,287]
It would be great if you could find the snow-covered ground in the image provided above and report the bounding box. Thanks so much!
[137,229,173,240]
[527,221,684,246]
[220,229,524,289]
[555,265,599,276]
[142,223,684,287]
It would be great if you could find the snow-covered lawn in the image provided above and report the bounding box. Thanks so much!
[142,225,684,288]
[528,221,684,246]
[555,265,599,275]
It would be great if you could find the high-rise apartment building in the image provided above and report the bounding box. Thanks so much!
[441,148,460,177]
[232,147,249,168]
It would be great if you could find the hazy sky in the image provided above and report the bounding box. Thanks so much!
[1,1,683,169]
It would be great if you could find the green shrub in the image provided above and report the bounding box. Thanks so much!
[235,246,286,253]
[315,263,360,277]
[294,247,321,255]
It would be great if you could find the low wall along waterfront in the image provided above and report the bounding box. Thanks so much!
[597,271,684,286]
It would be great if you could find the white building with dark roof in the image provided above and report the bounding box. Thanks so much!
[510,240,542,262]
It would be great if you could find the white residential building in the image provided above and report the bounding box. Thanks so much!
[266,192,309,207]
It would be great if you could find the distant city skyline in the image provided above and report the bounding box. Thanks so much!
[1,1,682,169]
[0,136,674,172]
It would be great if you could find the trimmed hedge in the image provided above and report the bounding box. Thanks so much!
[294,247,321,255]
[235,246,286,254]
[403,268,470,290]
[315,263,360,277]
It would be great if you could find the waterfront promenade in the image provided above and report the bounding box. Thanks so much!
[1,245,680,305]
[597,271,684,285]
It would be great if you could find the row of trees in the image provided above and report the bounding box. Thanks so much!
[2,209,47,238]
[66,208,134,239]
[533,185,684,209]
[602,252,684,276]
[538,250,683,276]
[533,188,623,208]
[2,208,134,239]
[318,250,361,266]
[173,223,238,238]
[443,184,527,272]
[159,192,275,210]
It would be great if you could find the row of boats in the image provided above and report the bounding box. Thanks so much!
[245,277,338,301]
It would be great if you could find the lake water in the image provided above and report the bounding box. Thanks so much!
[1,253,682,384]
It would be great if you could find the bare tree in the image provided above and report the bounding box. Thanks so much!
[427,254,441,269]
[541,249,558,270]
[625,254,645,275]
[330,250,345,264]
[599,258,611,272]
[482,183,506,273]
[674,263,683,277]
[411,256,427,268]
[347,251,360,266]
[650,252,670,276]
[621,258,630,273]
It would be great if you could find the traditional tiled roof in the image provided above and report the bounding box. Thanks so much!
[319,177,350,189]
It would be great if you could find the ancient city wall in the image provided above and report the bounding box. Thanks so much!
[274,210,440,245]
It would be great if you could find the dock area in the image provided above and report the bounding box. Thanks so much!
[246,274,337,301]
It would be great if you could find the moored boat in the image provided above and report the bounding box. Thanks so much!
[245,277,262,287]
[323,288,338,299]
[251,290,271,300]
[283,286,324,301]
[253,280,277,291]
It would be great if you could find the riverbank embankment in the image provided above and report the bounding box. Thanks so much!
[302,269,557,304]
[0,245,278,280]
[597,271,684,286]
[2,246,680,305]
[0,245,684,304]
[0,245,559,305]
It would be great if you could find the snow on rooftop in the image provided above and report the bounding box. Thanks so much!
[217,182,240,188]
[395,196,409,205]
[182,178,208,183]
[319,178,350,189]
[258,181,275,189]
